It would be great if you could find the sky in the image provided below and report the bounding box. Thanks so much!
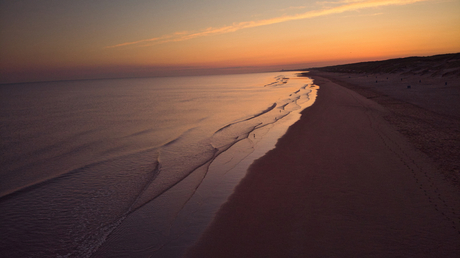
[1,0,459,83]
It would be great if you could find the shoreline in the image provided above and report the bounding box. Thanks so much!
[91,73,318,257]
[187,74,460,257]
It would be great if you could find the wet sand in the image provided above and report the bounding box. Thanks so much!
[187,74,460,257]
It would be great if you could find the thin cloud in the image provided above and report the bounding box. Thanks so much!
[344,12,384,17]
[105,31,189,49]
[106,0,427,49]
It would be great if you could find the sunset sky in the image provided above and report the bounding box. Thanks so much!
[1,0,459,83]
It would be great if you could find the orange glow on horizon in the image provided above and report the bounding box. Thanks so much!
[1,0,459,83]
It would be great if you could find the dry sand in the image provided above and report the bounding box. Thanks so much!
[187,74,460,257]
[307,70,460,189]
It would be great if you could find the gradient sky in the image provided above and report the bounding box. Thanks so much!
[1,0,459,83]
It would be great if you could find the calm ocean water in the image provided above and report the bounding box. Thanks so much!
[0,72,316,257]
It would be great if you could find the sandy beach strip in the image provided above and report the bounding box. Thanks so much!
[307,70,460,189]
[187,75,460,257]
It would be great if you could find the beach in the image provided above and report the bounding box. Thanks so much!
[1,58,459,257]
[187,69,460,257]
[2,1,460,256]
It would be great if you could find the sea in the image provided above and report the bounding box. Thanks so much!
[0,72,317,257]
